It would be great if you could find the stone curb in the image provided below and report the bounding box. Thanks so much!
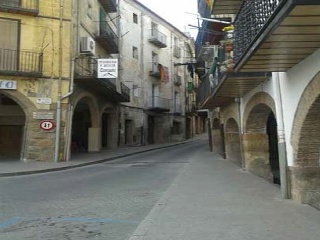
[0,141,190,178]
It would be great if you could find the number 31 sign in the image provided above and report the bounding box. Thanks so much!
[40,120,55,131]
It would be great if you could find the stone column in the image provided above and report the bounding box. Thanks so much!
[88,127,101,152]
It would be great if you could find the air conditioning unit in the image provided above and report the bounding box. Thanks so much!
[80,36,95,55]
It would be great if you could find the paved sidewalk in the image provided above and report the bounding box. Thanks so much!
[0,134,207,177]
[128,147,320,240]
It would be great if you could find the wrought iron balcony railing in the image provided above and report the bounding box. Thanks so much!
[0,48,43,76]
[173,103,182,114]
[121,82,130,101]
[74,55,130,102]
[96,21,119,54]
[234,0,283,65]
[147,96,170,112]
[197,73,214,107]
[148,29,167,48]
[98,0,117,13]
[0,0,39,15]
[74,56,116,89]
[149,62,169,82]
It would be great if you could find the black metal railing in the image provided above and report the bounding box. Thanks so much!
[100,21,118,43]
[148,96,170,110]
[149,29,167,47]
[98,0,117,13]
[74,56,97,78]
[234,0,284,64]
[0,48,42,76]
[0,0,39,14]
[197,73,213,107]
[173,103,182,113]
[121,82,130,99]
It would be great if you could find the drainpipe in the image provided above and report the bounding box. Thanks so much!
[275,72,289,199]
[54,0,64,162]
[62,58,75,161]
[61,0,80,161]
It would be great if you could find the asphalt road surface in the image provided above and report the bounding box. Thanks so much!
[0,140,206,240]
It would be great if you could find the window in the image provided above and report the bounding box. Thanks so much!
[132,46,138,59]
[133,13,138,24]
[0,18,19,71]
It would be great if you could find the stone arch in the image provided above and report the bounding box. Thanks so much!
[0,89,37,114]
[225,118,242,166]
[243,92,276,133]
[291,72,320,166]
[70,92,100,154]
[242,92,277,182]
[0,90,37,160]
[290,71,320,209]
[72,92,99,128]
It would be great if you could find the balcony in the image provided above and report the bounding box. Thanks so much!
[74,56,129,102]
[147,96,170,112]
[0,0,39,16]
[197,47,267,109]
[148,29,167,48]
[174,74,181,86]
[98,0,117,13]
[173,103,182,115]
[230,0,320,72]
[211,0,242,15]
[120,82,130,102]
[186,103,197,115]
[0,48,42,77]
[149,62,169,82]
[95,21,118,54]
[173,45,181,58]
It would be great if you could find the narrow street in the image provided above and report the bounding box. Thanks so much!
[1,139,320,240]
[0,140,204,240]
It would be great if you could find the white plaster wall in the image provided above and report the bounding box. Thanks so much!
[279,49,320,166]
[240,49,320,166]
[120,0,191,115]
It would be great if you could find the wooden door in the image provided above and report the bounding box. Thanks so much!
[0,125,22,157]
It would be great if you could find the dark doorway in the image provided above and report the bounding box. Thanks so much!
[101,113,108,148]
[125,119,133,145]
[0,93,25,160]
[267,112,280,185]
[71,101,91,153]
[148,115,154,144]
[186,117,191,139]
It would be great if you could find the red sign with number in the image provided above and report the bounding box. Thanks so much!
[40,120,55,130]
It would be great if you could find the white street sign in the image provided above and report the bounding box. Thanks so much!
[37,98,52,105]
[98,59,118,79]
[0,80,17,90]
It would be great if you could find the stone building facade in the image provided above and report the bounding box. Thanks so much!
[0,0,201,163]
[196,0,320,210]
[118,0,200,146]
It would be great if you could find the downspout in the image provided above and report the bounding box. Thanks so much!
[54,0,64,162]
[62,0,79,161]
[275,72,289,199]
